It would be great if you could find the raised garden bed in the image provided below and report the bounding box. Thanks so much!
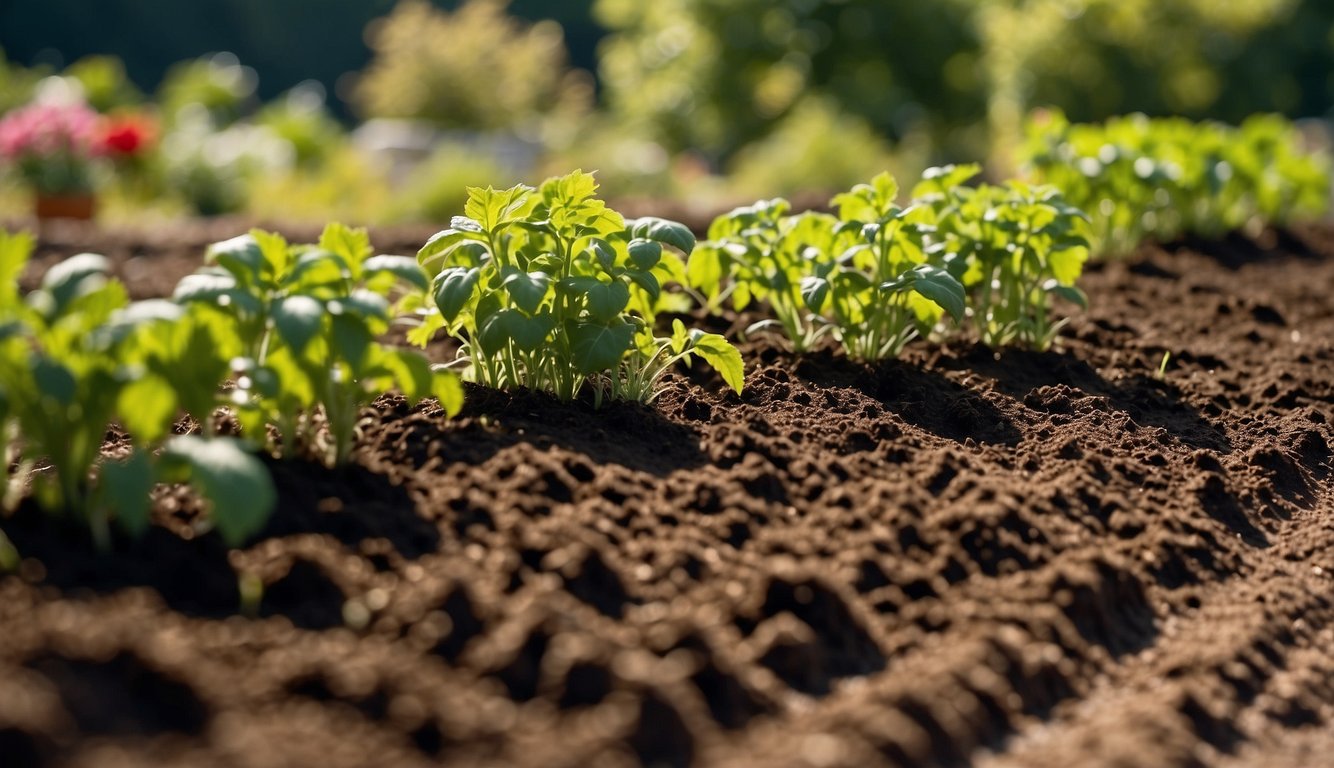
[1,218,1332,767]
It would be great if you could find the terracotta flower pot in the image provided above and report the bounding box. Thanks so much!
[34,194,96,221]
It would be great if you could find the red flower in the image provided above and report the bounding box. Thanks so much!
[98,114,156,157]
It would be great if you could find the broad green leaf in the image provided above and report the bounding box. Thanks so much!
[432,267,481,322]
[686,246,726,298]
[627,239,663,271]
[116,374,178,444]
[329,313,374,370]
[565,319,635,374]
[363,254,429,292]
[625,270,660,302]
[33,359,76,405]
[888,264,965,321]
[0,230,34,305]
[501,268,552,315]
[799,276,830,312]
[627,217,696,255]
[289,249,349,288]
[162,436,275,548]
[374,347,434,402]
[271,295,324,354]
[335,290,390,323]
[478,309,555,354]
[417,226,483,270]
[1049,245,1088,285]
[206,235,265,284]
[432,370,464,417]
[690,333,745,394]
[40,253,109,317]
[100,449,154,538]
[575,279,630,323]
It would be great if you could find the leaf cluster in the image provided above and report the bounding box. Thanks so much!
[175,222,463,467]
[689,167,1090,357]
[412,169,744,404]
[1022,111,1331,255]
[0,231,274,549]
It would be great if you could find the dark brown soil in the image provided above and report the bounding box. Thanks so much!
[2,217,1333,768]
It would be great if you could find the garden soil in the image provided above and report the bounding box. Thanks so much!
[2,217,1333,768]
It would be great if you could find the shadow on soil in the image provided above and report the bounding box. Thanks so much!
[956,346,1232,453]
[795,352,1023,447]
[381,386,708,477]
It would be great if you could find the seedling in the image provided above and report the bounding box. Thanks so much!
[175,223,463,466]
[412,170,743,403]
[0,231,274,548]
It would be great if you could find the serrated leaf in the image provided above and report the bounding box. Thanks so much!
[464,183,536,231]
[432,267,480,322]
[565,319,635,374]
[162,436,275,547]
[317,222,372,266]
[100,449,154,538]
[690,333,745,394]
[271,295,324,354]
[363,254,429,292]
[627,217,696,255]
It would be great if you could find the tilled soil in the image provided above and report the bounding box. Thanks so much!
[1,218,1332,768]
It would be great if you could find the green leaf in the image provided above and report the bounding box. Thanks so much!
[374,347,434,402]
[464,183,536,231]
[501,268,552,315]
[100,449,154,538]
[162,436,275,548]
[330,313,374,369]
[565,319,635,374]
[335,290,390,323]
[799,276,830,312]
[477,309,555,354]
[433,370,464,417]
[883,264,966,321]
[271,295,324,354]
[289,249,349,287]
[171,272,261,315]
[627,217,696,255]
[116,374,178,444]
[563,278,630,323]
[627,239,663,271]
[691,332,745,394]
[1048,245,1088,285]
[40,252,110,315]
[362,254,429,292]
[33,359,76,405]
[206,235,265,285]
[318,222,372,266]
[625,270,661,302]
[1047,282,1089,309]
[432,267,480,322]
[0,230,34,302]
[587,238,617,274]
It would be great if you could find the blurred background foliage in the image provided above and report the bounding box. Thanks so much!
[0,0,1330,219]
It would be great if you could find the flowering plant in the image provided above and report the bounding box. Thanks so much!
[0,101,101,195]
[97,112,157,158]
